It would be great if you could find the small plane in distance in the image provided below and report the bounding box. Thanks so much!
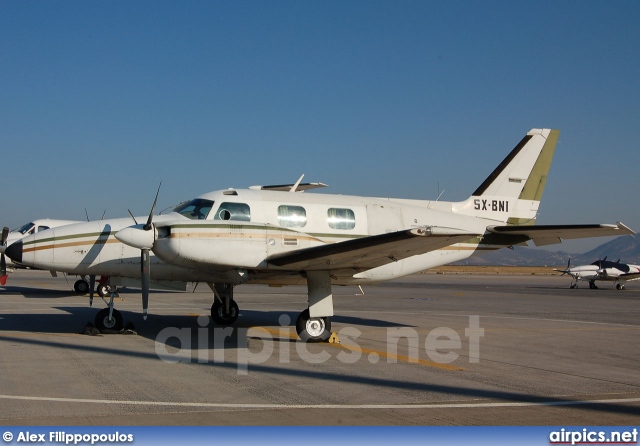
[1,219,79,286]
[2,129,636,341]
[555,257,640,290]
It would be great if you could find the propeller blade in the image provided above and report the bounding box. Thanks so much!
[127,209,139,225]
[0,255,6,286]
[559,258,570,275]
[144,181,162,231]
[89,275,96,308]
[141,249,150,320]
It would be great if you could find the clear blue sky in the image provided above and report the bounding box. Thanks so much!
[2,1,639,253]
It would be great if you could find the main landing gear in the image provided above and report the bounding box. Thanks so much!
[589,281,598,290]
[207,270,335,343]
[296,309,332,343]
[209,283,239,325]
[73,276,111,297]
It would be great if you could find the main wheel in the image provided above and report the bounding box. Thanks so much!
[211,300,239,325]
[296,309,331,342]
[96,284,110,298]
[74,279,90,294]
[95,308,124,332]
[616,283,625,290]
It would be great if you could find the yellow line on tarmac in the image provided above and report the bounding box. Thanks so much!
[255,327,464,371]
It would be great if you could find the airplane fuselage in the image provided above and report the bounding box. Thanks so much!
[13,189,528,287]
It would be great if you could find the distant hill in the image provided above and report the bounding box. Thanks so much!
[454,235,640,267]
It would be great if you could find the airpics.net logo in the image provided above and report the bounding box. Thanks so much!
[549,428,638,445]
[153,314,484,374]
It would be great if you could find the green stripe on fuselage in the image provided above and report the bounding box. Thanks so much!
[21,230,114,247]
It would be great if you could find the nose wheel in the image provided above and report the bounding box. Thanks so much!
[94,287,124,332]
[211,300,239,325]
[95,308,124,331]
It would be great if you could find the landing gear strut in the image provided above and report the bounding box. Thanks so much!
[295,270,333,342]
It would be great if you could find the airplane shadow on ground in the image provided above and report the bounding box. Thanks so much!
[0,286,184,299]
[0,317,637,418]
[0,305,409,337]
[0,285,76,299]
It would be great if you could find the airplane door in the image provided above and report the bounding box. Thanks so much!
[366,204,405,235]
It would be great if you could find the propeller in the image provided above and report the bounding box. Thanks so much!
[1,227,9,286]
[556,257,571,276]
[115,182,161,320]
[596,256,608,276]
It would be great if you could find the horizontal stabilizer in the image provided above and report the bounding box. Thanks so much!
[487,222,635,246]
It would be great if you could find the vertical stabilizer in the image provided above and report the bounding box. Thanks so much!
[453,128,559,224]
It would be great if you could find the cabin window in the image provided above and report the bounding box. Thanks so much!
[278,205,307,228]
[328,208,355,230]
[37,226,50,232]
[174,198,215,220]
[214,202,251,221]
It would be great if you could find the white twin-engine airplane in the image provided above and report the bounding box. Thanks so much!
[1,129,634,341]
[1,219,79,285]
[555,257,640,290]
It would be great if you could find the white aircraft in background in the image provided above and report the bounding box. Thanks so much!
[555,257,640,290]
[2,129,635,341]
[1,219,79,286]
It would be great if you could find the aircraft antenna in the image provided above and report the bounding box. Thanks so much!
[85,208,90,222]
[436,181,445,201]
[290,174,305,193]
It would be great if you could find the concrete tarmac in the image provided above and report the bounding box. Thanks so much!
[0,269,638,425]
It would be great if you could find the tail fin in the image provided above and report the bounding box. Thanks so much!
[453,128,560,225]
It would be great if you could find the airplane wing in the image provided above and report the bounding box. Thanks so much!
[619,272,640,281]
[487,222,634,246]
[266,227,478,271]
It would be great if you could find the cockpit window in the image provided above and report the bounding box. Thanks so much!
[15,222,36,235]
[173,199,215,220]
[213,202,251,221]
[37,226,50,232]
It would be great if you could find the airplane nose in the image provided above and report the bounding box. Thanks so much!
[5,240,23,264]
